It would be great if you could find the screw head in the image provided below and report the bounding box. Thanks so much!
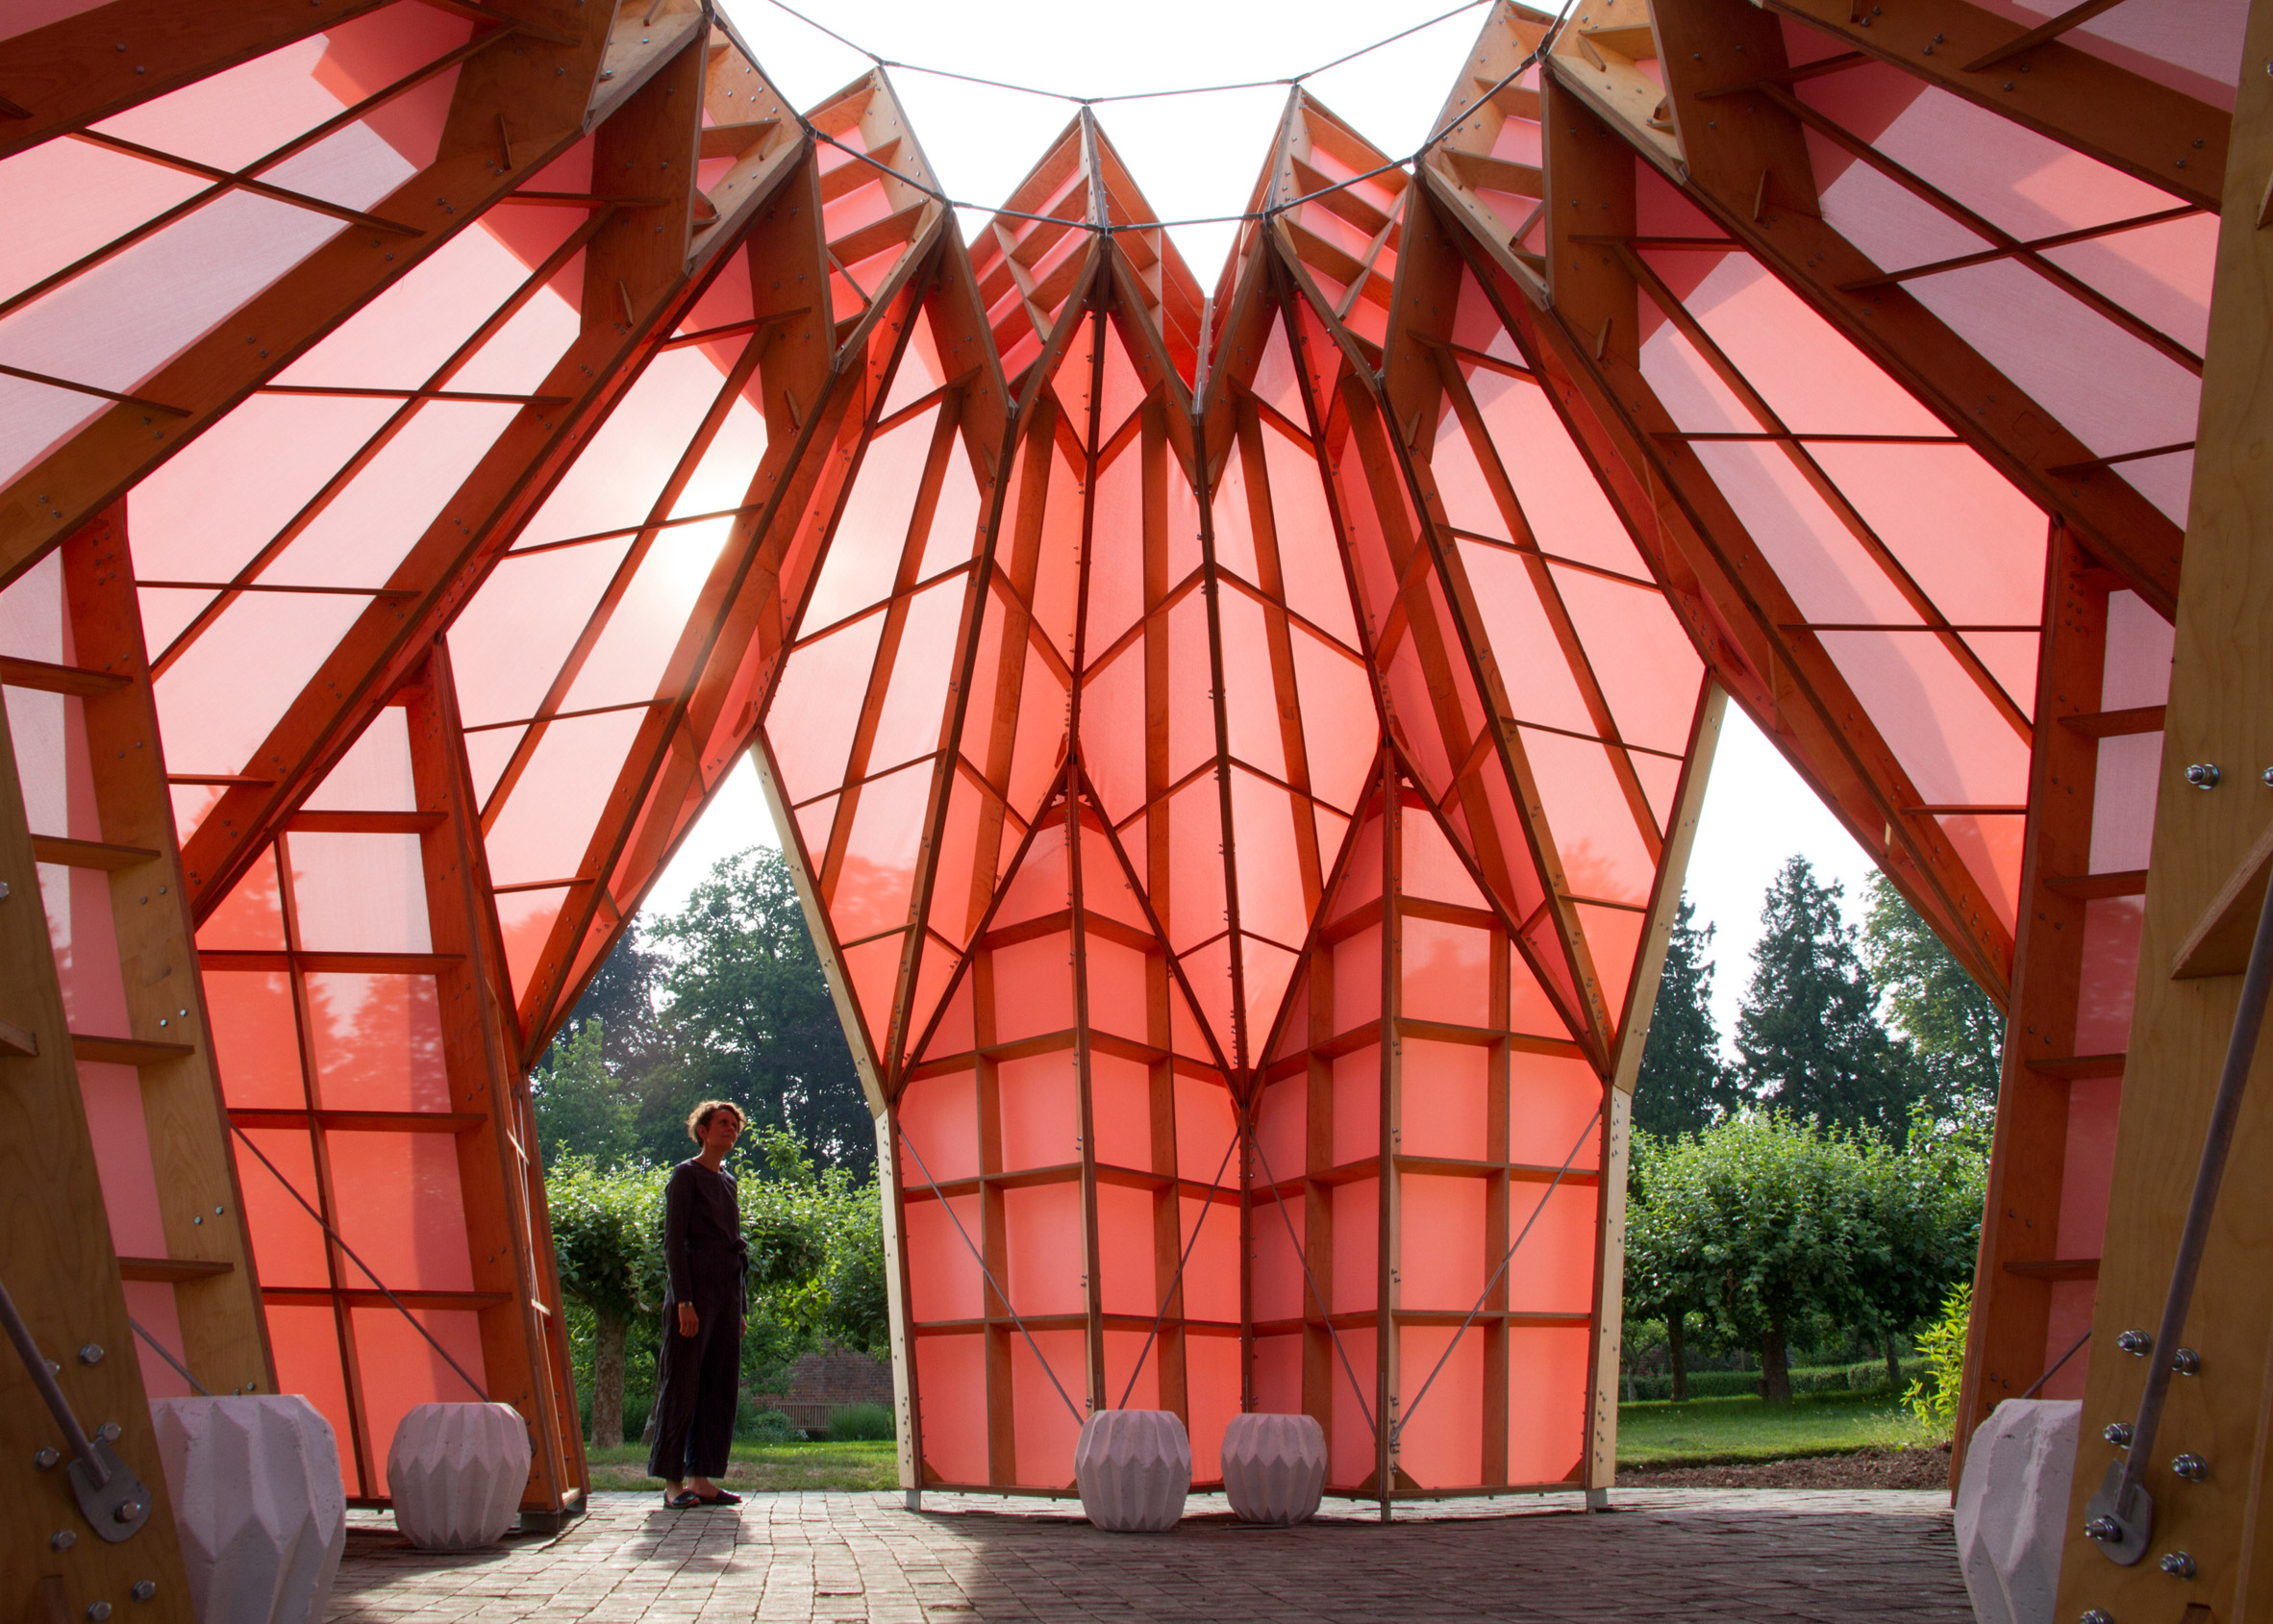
[78,1344,103,1364]
[2173,1347,2202,1375]
[2161,1551,2197,1579]
[97,1423,120,1442]
[2186,762,2221,788]
[2261,767,2273,787]
[2104,1422,2134,1446]
[2086,1516,2122,1541]
[114,1501,143,1524]
[2172,1452,2206,1481]
[35,1447,59,1469]
[130,1583,156,1604]
[87,1605,112,1622]
[2081,1612,2113,1624]
[2118,1329,2154,1356]
[51,1531,75,1550]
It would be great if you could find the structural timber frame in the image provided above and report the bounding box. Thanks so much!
[0,0,2266,1616]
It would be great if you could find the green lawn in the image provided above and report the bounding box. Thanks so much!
[586,1439,899,1492]
[1614,1388,1939,1467]
[580,1390,1933,1491]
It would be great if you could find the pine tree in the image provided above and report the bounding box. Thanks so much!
[1861,872,2003,1134]
[1634,893,1739,1137]
[1736,857,1917,1137]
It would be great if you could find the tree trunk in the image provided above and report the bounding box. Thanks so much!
[591,1310,627,1448]
[1761,1323,1791,1405]
[1668,1312,1690,1402]
[1884,1334,1902,1392]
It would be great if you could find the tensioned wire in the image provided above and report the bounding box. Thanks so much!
[758,1,1571,235]
[755,0,1505,107]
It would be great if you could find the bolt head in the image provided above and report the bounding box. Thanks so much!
[114,1501,143,1524]
[2161,1551,2197,1579]
[2118,1329,2154,1356]
[2081,1612,2113,1624]
[87,1605,112,1622]
[2086,1515,2121,1541]
[78,1343,103,1364]
[96,1422,120,1442]
[2172,1452,2206,1481]
[35,1447,59,1469]
[51,1531,75,1550]
[2186,762,2221,788]
[130,1583,156,1604]
[2104,1422,2134,1446]
[2172,1347,2202,1375]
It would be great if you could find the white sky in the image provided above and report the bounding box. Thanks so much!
[638,0,1886,1051]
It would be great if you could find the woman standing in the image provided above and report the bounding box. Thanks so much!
[649,1100,750,1508]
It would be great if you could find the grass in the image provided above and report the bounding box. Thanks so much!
[579,1389,1936,1490]
[1614,1387,1941,1468]
[586,1439,899,1492]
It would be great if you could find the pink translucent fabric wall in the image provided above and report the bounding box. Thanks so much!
[196,710,485,1500]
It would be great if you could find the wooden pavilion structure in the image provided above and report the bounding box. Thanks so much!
[1,0,2266,1618]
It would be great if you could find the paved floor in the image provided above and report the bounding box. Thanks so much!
[328,1488,1971,1622]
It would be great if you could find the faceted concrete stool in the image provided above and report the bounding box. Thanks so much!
[387,1402,532,1551]
[1955,1398,2081,1624]
[1074,1410,1191,1532]
[1220,1412,1326,1524]
[149,1395,346,1624]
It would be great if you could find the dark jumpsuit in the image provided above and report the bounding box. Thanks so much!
[647,1159,748,1482]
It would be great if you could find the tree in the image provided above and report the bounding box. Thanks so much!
[560,921,670,1082]
[1623,1130,1719,1399]
[1634,894,1740,1137]
[1861,873,2003,1133]
[1736,857,1917,1138]
[546,1158,668,1446]
[644,848,875,1174]
[530,1018,640,1170]
[1849,1112,1986,1386]
[1686,1113,1877,1403]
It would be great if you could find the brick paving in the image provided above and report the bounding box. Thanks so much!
[327,1487,1970,1622]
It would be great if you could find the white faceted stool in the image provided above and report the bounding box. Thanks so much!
[148,1395,346,1624]
[1220,1412,1326,1524]
[1955,1398,2082,1624]
[387,1402,532,1551]
[1074,1410,1191,1533]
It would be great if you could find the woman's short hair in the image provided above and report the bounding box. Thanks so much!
[687,1099,745,1143]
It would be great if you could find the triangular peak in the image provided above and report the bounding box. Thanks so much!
[1543,0,1681,168]
[1419,2,1556,292]
[1265,90,1411,366]
[967,114,1103,386]
[1085,115,1208,391]
[804,68,950,356]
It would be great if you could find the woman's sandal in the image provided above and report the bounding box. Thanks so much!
[695,1488,742,1506]
[662,1490,703,1509]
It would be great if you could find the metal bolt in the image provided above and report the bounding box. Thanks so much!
[2186,762,2221,788]
[2172,1452,2206,1481]
[51,1531,75,1550]
[79,1344,103,1364]
[97,1423,121,1442]
[2262,766,2273,787]
[36,1447,59,1468]
[2085,1516,2122,1541]
[2161,1551,2196,1579]
[2172,1347,2202,1375]
[87,1605,112,1622]
[2080,1612,2112,1624]
[2118,1329,2154,1356]
[114,1501,143,1524]
[2104,1421,2134,1446]
[131,1584,156,1604]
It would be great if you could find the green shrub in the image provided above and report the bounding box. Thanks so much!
[1906,1282,1971,1435]
[827,1402,896,1441]
[735,1400,802,1442]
